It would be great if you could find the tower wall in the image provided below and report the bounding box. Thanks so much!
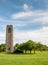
[6,25,14,52]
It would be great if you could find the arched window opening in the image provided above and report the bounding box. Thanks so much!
[8,28,11,33]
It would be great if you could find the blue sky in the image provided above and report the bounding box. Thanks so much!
[0,0,48,45]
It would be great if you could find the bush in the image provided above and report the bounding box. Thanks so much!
[13,49,23,54]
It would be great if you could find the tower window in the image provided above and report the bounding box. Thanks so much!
[8,28,11,33]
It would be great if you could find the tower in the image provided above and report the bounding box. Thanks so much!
[6,25,14,52]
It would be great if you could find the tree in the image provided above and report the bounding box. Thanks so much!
[0,44,5,52]
[25,40,32,54]
[22,43,28,53]
[14,43,24,54]
[14,40,48,54]
[18,40,37,54]
[47,47,48,51]
[26,40,37,54]
[36,42,48,51]
[14,43,19,50]
[42,45,48,51]
[0,45,1,52]
[17,43,28,53]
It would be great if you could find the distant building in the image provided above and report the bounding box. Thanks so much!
[6,25,14,52]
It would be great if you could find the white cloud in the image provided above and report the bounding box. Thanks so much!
[23,4,29,11]
[11,11,33,19]
[14,27,48,46]
[0,26,48,45]
[14,23,26,27]
[1,10,48,25]
[34,16,48,24]
[13,4,31,11]
[0,32,5,44]
[11,10,48,24]
[0,18,5,21]
[0,10,48,25]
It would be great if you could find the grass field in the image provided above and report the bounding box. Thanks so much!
[0,51,48,65]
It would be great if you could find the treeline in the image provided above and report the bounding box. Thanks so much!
[0,40,48,54]
[0,44,5,52]
[14,40,48,54]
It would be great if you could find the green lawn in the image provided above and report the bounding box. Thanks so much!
[0,51,48,65]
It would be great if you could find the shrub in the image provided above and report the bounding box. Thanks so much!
[13,49,23,54]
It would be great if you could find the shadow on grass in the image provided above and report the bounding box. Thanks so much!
[5,52,36,55]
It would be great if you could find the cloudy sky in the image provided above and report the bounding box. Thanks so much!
[0,0,48,45]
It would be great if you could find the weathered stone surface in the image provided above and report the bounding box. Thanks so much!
[6,25,14,52]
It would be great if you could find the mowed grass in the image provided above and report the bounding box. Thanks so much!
[0,51,48,65]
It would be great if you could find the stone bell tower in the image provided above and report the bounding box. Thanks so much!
[6,25,14,52]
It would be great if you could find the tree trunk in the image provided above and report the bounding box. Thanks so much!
[34,49,35,54]
[25,50,26,54]
[30,50,31,54]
